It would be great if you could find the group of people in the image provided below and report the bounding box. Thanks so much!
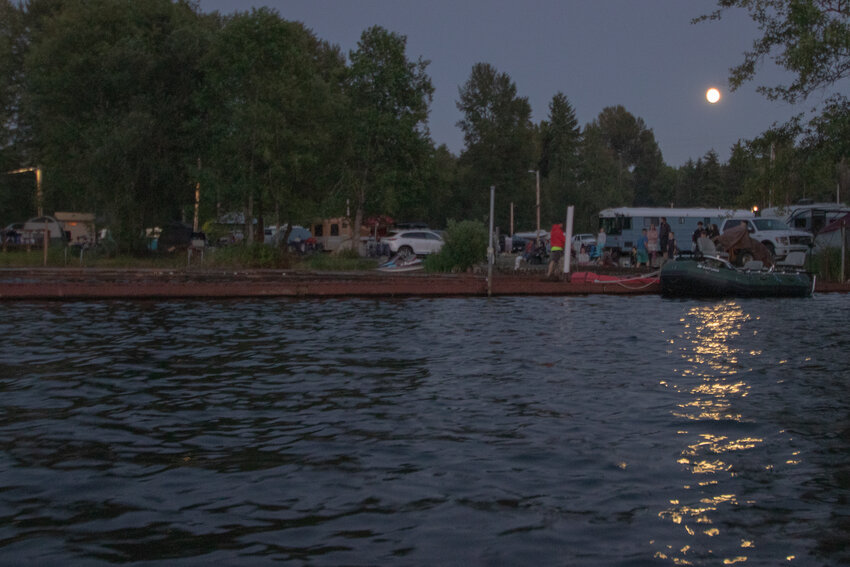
[691,221,720,252]
[634,217,678,268]
[544,222,609,277]
[544,214,711,275]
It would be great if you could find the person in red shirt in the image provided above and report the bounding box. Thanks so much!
[547,222,566,278]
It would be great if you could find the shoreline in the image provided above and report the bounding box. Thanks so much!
[1,267,847,300]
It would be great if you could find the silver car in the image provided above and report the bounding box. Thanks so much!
[383,230,444,257]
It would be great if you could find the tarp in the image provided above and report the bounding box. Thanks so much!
[715,224,774,266]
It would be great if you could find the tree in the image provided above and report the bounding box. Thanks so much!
[456,62,534,230]
[419,144,461,226]
[575,123,622,228]
[698,1,850,201]
[200,8,345,244]
[696,150,724,206]
[697,0,850,104]
[588,105,664,207]
[539,92,582,220]
[723,141,756,207]
[21,0,208,249]
[344,26,434,248]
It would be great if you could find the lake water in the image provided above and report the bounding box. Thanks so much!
[1,294,849,566]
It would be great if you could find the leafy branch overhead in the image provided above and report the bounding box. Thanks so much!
[696,0,850,104]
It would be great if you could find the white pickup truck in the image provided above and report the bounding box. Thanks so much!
[719,217,812,261]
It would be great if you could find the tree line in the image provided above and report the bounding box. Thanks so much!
[0,0,847,250]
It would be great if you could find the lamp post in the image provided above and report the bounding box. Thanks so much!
[6,165,46,265]
[528,169,540,242]
[7,166,43,216]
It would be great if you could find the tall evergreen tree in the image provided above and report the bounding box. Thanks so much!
[539,92,581,219]
[456,62,534,230]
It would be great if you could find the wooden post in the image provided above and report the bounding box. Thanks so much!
[838,220,847,283]
[488,186,495,297]
[564,205,574,275]
[42,218,48,266]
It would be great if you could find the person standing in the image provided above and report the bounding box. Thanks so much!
[708,223,720,239]
[692,221,705,251]
[547,221,566,278]
[659,217,671,260]
[647,223,659,267]
[666,231,678,261]
[596,226,607,265]
[636,228,649,267]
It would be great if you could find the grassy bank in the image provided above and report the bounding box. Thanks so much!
[0,244,380,272]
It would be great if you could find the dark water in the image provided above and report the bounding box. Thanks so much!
[1,294,849,566]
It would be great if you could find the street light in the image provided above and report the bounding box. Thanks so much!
[6,165,47,265]
[7,166,43,216]
[528,169,540,241]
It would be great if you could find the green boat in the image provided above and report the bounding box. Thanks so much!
[660,256,814,298]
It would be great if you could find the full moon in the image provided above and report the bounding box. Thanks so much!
[706,87,721,104]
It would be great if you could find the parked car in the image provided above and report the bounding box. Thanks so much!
[571,233,597,251]
[383,229,444,256]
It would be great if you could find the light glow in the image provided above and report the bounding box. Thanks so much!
[706,87,721,104]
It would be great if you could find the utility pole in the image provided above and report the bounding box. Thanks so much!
[529,170,540,242]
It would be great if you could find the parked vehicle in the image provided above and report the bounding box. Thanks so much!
[2,222,23,244]
[599,207,752,259]
[783,201,850,236]
[383,229,444,256]
[571,233,596,251]
[719,217,812,261]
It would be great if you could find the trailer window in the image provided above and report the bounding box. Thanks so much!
[600,216,630,236]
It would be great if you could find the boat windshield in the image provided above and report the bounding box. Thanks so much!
[753,218,790,231]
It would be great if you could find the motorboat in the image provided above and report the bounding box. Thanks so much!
[376,254,423,273]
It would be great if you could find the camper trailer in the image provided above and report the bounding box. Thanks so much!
[312,217,354,252]
[784,202,850,236]
[54,212,96,244]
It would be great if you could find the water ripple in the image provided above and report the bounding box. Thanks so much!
[1,295,848,565]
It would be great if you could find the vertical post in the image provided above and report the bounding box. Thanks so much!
[42,217,48,266]
[768,143,774,209]
[564,205,574,275]
[193,158,201,232]
[535,170,540,242]
[838,220,847,283]
[35,166,43,217]
[510,202,514,236]
[488,186,495,297]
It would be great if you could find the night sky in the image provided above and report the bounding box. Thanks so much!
[195,0,816,166]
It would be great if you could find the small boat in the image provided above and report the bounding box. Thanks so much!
[376,254,424,273]
[660,255,814,298]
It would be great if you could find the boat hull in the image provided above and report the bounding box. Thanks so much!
[660,259,813,298]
